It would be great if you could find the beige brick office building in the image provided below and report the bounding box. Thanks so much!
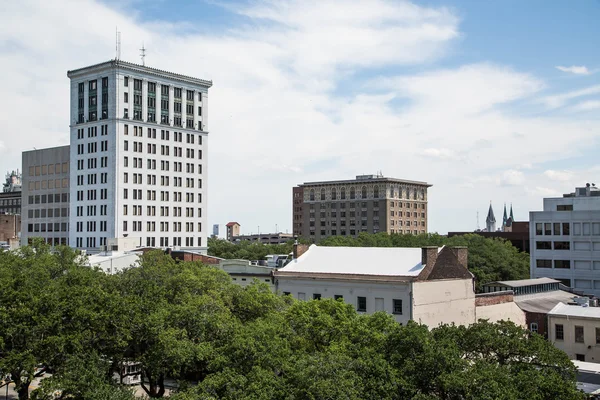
[293,174,431,241]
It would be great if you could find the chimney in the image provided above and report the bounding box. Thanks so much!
[293,243,310,259]
[421,246,438,268]
[449,246,468,270]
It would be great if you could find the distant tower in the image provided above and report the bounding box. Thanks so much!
[486,202,496,232]
[505,204,514,232]
[509,204,514,222]
[502,203,508,231]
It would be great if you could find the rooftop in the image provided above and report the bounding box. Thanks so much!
[226,222,240,227]
[485,277,560,288]
[514,290,575,314]
[278,245,425,277]
[299,175,431,188]
[548,302,600,319]
[67,59,213,87]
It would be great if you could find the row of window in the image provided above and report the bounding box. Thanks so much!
[309,229,425,236]
[535,222,570,236]
[535,241,571,250]
[309,187,426,201]
[0,199,21,206]
[27,179,69,191]
[124,126,203,146]
[123,141,203,158]
[309,201,423,210]
[27,237,68,246]
[28,163,69,177]
[26,208,69,219]
[554,324,600,344]
[287,293,404,314]
[27,193,69,204]
[27,223,68,232]
[123,205,200,218]
[535,259,571,269]
[123,220,201,232]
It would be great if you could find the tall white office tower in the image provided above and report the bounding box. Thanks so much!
[67,60,212,253]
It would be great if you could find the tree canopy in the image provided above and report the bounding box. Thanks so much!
[0,242,581,400]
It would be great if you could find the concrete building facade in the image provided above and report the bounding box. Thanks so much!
[21,146,71,246]
[530,184,600,295]
[231,232,294,245]
[67,60,212,253]
[292,174,431,241]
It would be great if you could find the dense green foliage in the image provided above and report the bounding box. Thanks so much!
[209,232,530,291]
[0,240,582,399]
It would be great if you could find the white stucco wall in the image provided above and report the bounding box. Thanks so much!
[548,315,600,363]
[412,279,475,328]
[476,302,526,327]
[275,277,412,324]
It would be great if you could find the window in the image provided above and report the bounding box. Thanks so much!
[124,76,129,87]
[536,223,543,235]
[530,322,538,333]
[554,241,570,250]
[557,204,573,211]
[552,223,560,235]
[596,327,600,344]
[334,295,343,300]
[544,223,552,235]
[313,293,321,300]
[357,296,367,312]
[536,241,551,250]
[563,223,570,235]
[555,324,564,340]
[576,354,586,362]
[554,260,571,269]
[393,299,403,314]
[536,259,552,268]
[575,326,584,343]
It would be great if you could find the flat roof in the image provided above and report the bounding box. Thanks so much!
[548,302,600,319]
[67,60,212,87]
[277,245,425,277]
[299,177,431,187]
[485,277,560,288]
[514,290,574,314]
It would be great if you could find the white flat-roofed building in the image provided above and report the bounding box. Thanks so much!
[530,184,600,295]
[548,303,600,363]
[67,60,212,253]
[274,244,475,327]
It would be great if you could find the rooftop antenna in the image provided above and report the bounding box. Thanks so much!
[140,42,146,66]
[476,211,480,230]
[115,28,121,60]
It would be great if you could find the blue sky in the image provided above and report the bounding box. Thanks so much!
[1,0,600,235]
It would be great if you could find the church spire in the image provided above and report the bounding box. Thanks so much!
[486,202,496,232]
[509,203,514,222]
[502,203,508,228]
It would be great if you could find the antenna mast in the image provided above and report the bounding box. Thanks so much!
[476,211,480,230]
[115,28,121,60]
[140,43,146,66]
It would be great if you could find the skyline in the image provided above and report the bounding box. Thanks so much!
[1,0,600,235]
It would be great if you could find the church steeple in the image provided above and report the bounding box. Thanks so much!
[509,204,514,222]
[502,203,508,228]
[486,202,496,232]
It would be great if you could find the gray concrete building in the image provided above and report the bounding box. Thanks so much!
[21,146,71,246]
[292,174,431,241]
[530,183,600,296]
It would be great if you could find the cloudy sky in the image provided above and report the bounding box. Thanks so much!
[1,0,599,235]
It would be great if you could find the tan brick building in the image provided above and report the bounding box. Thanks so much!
[292,174,432,241]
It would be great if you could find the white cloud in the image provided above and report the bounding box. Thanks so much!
[1,0,600,235]
[544,170,573,182]
[422,148,462,161]
[556,65,591,75]
[538,85,600,109]
[499,170,525,186]
[570,100,600,112]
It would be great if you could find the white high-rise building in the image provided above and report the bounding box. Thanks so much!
[67,60,212,253]
[530,183,600,295]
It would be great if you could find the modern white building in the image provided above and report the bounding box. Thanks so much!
[548,303,600,363]
[274,244,476,327]
[530,184,600,295]
[67,60,212,253]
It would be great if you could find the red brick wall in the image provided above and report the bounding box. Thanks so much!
[526,312,547,338]
[475,291,514,306]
